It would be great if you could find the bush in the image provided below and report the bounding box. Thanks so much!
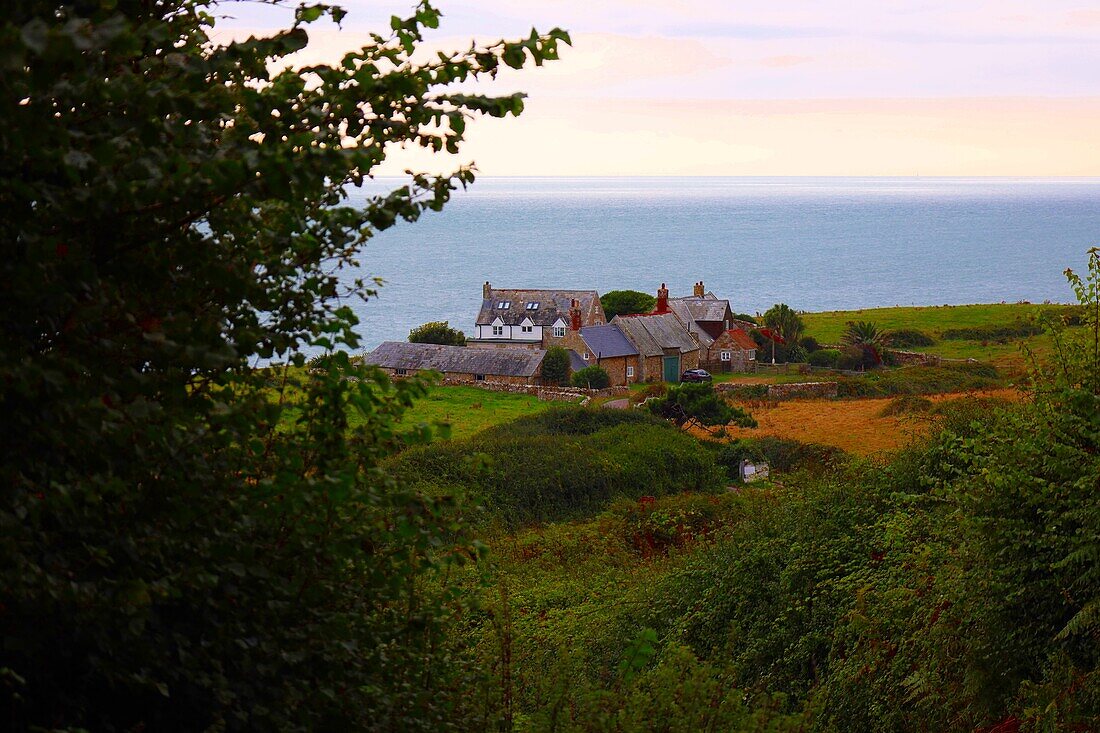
[940,321,1043,342]
[571,365,611,389]
[835,362,1001,397]
[836,344,882,371]
[878,394,934,417]
[389,422,724,526]
[408,320,466,345]
[807,349,841,368]
[478,406,663,439]
[648,382,757,427]
[712,437,845,479]
[541,346,570,386]
[799,336,821,352]
[888,328,935,348]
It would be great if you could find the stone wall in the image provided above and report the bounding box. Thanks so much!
[437,378,629,402]
[717,381,838,401]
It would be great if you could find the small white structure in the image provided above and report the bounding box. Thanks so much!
[740,459,770,483]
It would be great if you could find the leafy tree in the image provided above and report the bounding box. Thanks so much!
[409,320,466,345]
[648,382,756,427]
[571,365,611,389]
[601,290,656,319]
[542,345,571,385]
[841,320,888,367]
[0,1,567,730]
[762,303,806,344]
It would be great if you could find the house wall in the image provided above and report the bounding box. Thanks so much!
[376,367,535,385]
[472,323,543,344]
[702,331,757,372]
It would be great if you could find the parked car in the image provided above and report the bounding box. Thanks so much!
[680,368,712,383]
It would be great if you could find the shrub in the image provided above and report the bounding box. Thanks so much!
[799,336,822,353]
[408,320,466,345]
[712,437,845,479]
[478,406,663,439]
[649,382,757,427]
[940,321,1043,342]
[878,394,934,417]
[571,365,611,389]
[541,346,571,386]
[889,328,935,348]
[389,423,724,526]
[835,362,1001,397]
[808,349,841,368]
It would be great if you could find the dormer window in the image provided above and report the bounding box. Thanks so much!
[492,325,503,336]
[525,302,539,310]
[521,325,533,334]
[553,326,565,338]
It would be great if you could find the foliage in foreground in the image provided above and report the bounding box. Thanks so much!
[0,1,568,729]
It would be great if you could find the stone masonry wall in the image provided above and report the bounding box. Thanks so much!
[717,381,839,401]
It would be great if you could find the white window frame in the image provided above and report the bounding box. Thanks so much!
[521,325,533,334]
[492,325,503,337]
[626,365,635,378]
[526,302,539,310]
[720,351,731,362]
[474,374,486,381]
[552,326,565,338]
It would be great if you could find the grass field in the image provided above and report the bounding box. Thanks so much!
[700,389,1022,456]
[394,385,557,440]
[802,303,1078,369]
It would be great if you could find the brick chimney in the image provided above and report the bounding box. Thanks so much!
[694,281,705,297]
[655,283,670,314]
[570,298,582,330]
[483,281,491,299]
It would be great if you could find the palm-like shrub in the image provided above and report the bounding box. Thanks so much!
[841,321,889,367]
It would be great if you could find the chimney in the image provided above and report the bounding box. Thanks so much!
[656,283,670,314]
[694,281,705,297]
[483,281,491,299]
[570,298,582,331]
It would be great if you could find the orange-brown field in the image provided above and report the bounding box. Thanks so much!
[695,389,1022,456]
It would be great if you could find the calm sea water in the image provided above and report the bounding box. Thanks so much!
[339,177,1100,350]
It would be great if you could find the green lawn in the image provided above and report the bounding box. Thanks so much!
[394,384,556,441]
[802,303,1078,369]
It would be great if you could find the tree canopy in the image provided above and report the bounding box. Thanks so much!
[0,1,567,729]
[542,345,571,385]
[600,289,656,319]
[409,320,467,345]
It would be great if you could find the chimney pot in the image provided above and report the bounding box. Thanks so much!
[483,281,491,299]
[656,283,670,314]
[694,281,705,297]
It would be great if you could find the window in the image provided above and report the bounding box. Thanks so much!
[521,325,533,334]
[474,374,486,381]
[720,351,731,362]
[626,365,635,378]
[583,352,589,361]
[497,301,511,309]
[553,326,565,338]
[395,368,408,376]
[748,350,756,360]
[492,325,503,336]
[525,302,539,310]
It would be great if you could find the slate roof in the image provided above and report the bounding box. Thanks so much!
[669,295,732,323]
[668,300,715,347]
[579,324,638,359]
[365,342,545,377]
[476,288,602,327]
[727,329,758,350]
[568,350,588,372]
[612,312,699,357]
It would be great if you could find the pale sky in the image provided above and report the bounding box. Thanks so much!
[213,1,1100,175]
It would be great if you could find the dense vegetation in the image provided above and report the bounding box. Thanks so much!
[571,364,611,389]
[0,1,568,729]
[542,345,571,385]
[600,290,656,319]
[409,320,467,345]
[648,381,758,427]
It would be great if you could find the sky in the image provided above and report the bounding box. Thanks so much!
[212,1,1100,176]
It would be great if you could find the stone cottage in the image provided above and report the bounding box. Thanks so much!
[611,285,701,382]
[365,342,546,385]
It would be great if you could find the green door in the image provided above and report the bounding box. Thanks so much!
[663,355,680,382]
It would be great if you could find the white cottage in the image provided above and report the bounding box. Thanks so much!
[468,283,606,349]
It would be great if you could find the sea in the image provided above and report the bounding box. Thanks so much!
[337,177,1100,351]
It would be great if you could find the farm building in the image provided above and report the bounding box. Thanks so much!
[365,342,546,385]
[612,288,700,382]
[669,281,757,371]
[559,322,642,386]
